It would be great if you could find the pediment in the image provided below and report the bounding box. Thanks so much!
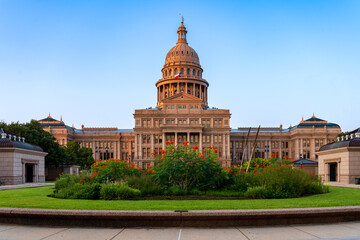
[162,92,202,103]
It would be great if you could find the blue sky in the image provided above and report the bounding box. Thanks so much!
[0,0,359,131]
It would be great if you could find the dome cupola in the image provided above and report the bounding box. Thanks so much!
[156,18,209,109]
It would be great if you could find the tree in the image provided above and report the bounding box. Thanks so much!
[0,120,67,167]
[64,141,94,169]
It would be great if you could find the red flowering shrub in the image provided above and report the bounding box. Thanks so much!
[152,142,227,190]
[88,159,142,183]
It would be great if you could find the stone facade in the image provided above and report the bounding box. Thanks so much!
[317,129,360,184]
[38,20,341,169]
[0,129,47,185]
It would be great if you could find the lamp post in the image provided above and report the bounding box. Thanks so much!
[256,145,259,158]
[128,154,131,167]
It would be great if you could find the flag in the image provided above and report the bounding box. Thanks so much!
[174,73,181,79]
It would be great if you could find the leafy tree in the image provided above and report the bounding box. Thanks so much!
[63,141,94,169]
[0,120,67,167]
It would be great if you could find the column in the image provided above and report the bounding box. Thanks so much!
[269,139,272,156]
[222,134,226,160]
[22,163,25,183]
[187,132,190,143]
[232,140,236,161]
[310,138,315,160]
[300,138,303,159]
[114,141,117,159]
[162,132,165,149]
[199,132,203,153]
[151,134,154,152]
[117,140,121,160]
[185,83,188,94]
[227,134,230,159]
[279,141,282,159]
[288,140,292,160]
[175,132,178,144]
[295,139,299,160]
[193,83,195,97]
[139,134,142,159]
[211,134,214,146]
[92,140,96,159]
[134,134,138,159]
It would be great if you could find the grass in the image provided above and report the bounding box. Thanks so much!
[0,186,359,211]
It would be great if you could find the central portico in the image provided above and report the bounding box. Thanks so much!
[133,19,232,168]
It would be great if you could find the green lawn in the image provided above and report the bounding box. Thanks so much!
[0,186,359,211]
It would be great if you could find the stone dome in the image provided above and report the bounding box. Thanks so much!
[165,44,200,66]
[164,21,200,67]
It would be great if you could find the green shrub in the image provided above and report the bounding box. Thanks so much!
[100,183,141,200]
[165,186,188,195]
[245,186,266,199]
[54,174,82,191]
[252,164,325,198]
[89,159,141,184]
[53,183,101,199]
[126,175,164,196]
[152,143,228,191]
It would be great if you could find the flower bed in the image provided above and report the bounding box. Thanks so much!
[53,140,328,200]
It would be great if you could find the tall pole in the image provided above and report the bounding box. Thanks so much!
[246,125,261,173]
[240,128,251,167]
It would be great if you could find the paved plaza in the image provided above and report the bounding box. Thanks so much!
[1,222,360,240]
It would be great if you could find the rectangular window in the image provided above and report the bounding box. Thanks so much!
[214,135,218,143]
[219,135,222,143]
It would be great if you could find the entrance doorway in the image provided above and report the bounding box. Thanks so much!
[329,163,337,182]
[25,164,34,183]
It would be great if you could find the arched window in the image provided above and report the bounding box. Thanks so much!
[191,52,193,56]
[197,71,200,77]
[169,69,172,76]
[174,69,178,75]
[181,51,184,55]
[192,69,195,76]
[187,68,190,75]
[181,68,184,74]
[187,51,189,55]
[176,51,178,55]
[165,70,167,77]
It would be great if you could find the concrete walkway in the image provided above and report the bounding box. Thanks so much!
[326,182,360,189]
[1,221,360,240]
[0,183,54,191]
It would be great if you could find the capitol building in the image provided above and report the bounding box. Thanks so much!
[39,20,341,169]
